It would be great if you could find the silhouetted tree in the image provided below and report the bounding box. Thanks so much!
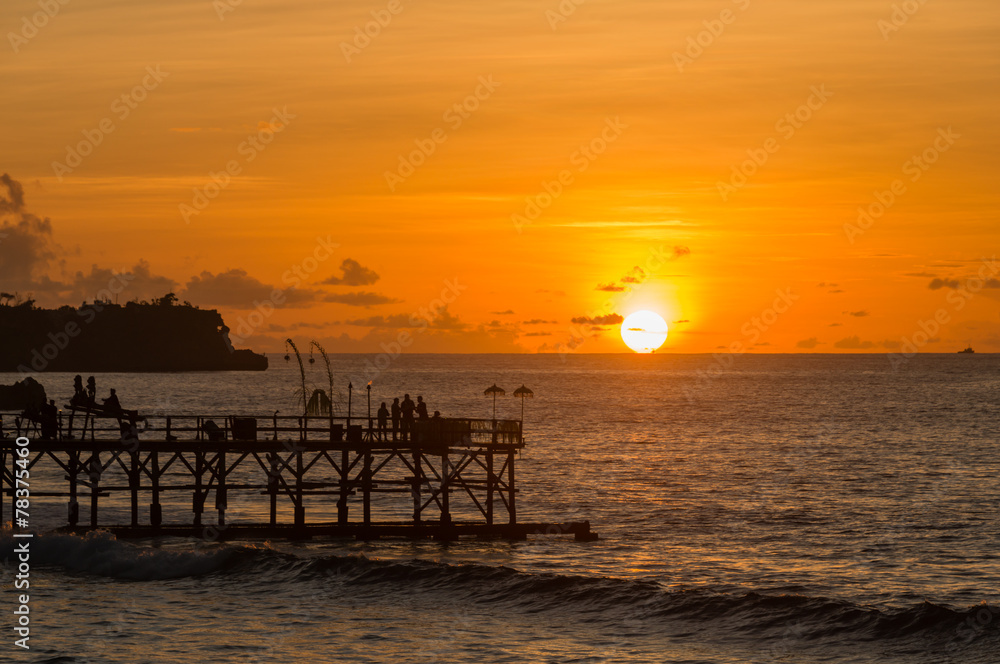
[157,292,178,307]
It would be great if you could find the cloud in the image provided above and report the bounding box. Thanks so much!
[597,262,666,293]
[905,272,936,278]
[571,313,624,325]
[0,173,60,290]
[620,266,646,284]
[491,309,515,315]
[818,282,839,287]
[672,319,690,324]
[0,174,178,306]
[523,331,551,337]
[522,319,556,325]
[845,310,870,317]
[321,258,379,286]
[929,278,961,290]
[796,337,822,349]
[183,268,313,307]
[829,323,843,327]
[71,260,177,304]
[834,336,875,349]
[671,246,691,259]
[323,292,400,307]
[343,305,464,329]
[834,336,900,350]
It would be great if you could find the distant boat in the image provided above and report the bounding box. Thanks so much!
[958,346,975,354]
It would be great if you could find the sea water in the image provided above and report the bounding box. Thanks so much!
[2,353,998,663]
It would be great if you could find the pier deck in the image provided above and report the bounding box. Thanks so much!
[2,411,598,542]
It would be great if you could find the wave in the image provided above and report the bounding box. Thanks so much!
[4,531,997,647]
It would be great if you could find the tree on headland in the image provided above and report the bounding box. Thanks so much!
[156,292,179,307]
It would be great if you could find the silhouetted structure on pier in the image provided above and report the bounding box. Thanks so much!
[1,408,597,542]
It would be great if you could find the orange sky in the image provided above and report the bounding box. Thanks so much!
[2,0,999,354]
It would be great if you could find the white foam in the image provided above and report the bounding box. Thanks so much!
[2,530,237,580]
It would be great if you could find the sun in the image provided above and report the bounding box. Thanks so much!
[620,310,668,353]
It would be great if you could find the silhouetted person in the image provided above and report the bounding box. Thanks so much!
[41,399,58,440]
[86,376,97,406]
[416,395,429,420]
[390,397,401,441]
[429,410,443,443]
[377,402,389,441]
[102,388,122,415]
[67,374,86,439]
[202,419,224,442]
[400,394,415,441]
[120,414,140,447]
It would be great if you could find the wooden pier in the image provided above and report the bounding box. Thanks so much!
[1,409,598,542]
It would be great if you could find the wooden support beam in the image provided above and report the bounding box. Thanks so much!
[193,452,203,527]
[363,448,372,526]
[337,449,349,525]
[486,450,494,526]
[150,451,161,528]
[89,452,100,529]
[507,448,516,525]
[129,449,139,528]
[412,448,422,524]
[217,451,227,527]
[294,449,304,528]
[268,452,277,527]
[441,453,451,525]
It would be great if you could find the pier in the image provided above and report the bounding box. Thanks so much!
[1,409,598,542]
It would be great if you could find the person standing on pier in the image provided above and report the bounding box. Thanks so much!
[41,399,59,440]
[66,375,86,439]
[416,396,429,420]
[102,388,122,415]
[377,402,389,441]
[86,376,97,406]
[401,394,415,441]
[391,397,401,441]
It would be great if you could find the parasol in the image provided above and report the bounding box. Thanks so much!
[483,384,505,419]
[512,385,534,422]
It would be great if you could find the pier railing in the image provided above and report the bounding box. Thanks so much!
[2,410,524,447]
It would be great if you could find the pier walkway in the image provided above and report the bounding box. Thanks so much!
[1,410,597,542]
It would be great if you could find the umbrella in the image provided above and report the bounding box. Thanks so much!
[513,385,534,422]
[484,384,505,419]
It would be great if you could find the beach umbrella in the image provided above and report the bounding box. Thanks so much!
[483,384,505,419]
[513,385,534,422]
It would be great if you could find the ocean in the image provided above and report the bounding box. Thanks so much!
[2,353,999,663]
